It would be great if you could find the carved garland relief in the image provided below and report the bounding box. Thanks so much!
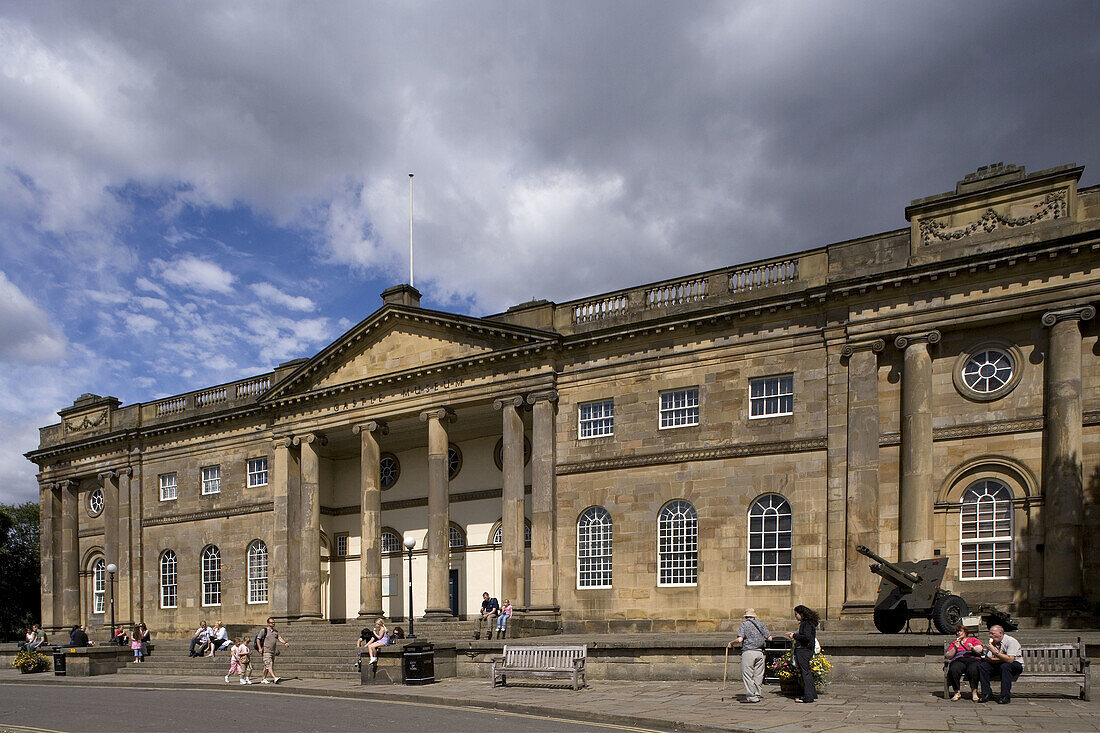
[918,189,1067,244]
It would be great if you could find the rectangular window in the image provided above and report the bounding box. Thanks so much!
[159,473,177,501]
[749,375,794,418]
[335,534,349,557]
[247,457,268,487]
[160,553,178,609]
[659,388,699,429]
[201,465,221,495]
[578,400,614,439]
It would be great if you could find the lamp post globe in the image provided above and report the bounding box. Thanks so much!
[403,536,416,638]
[105,563,117,644]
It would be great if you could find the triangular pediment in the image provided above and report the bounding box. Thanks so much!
[264,305,557,399]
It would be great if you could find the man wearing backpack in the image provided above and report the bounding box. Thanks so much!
[255,617,290,684]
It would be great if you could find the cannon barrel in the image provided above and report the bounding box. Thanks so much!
[855,545,922,589]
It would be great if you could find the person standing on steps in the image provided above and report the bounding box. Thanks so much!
[256,617,290,684]
[474,592,499,640]
[728,608,772,704]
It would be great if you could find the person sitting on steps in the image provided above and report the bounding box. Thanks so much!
[474,591,500,640]
[494,599,513,639]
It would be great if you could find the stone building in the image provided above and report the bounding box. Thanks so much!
[28,161,1100,635]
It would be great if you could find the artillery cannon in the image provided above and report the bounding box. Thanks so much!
[856,545,967,634]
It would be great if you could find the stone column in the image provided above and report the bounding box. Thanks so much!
[353,421,387,619]
[420,407,455,619]
[495,396,527,607]
[116,467,133,625]
[270,437,297,620]
[39,482,60,629]
[127,459,144,623]
[527,390,558,613]
[59,480,79,626]
[841,339,884,611]
[295,432,325,620]
[99,470,119,629]
[894,330,940,562]
[1041,305,1095,608]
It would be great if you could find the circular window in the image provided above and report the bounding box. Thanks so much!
[493,436,532,471]
[379,453,400,490]
[953,342,1023,402]
[447,443,463,480]
[88,488,104,517]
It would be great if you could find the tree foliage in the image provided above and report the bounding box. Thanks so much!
[0,502,40,641]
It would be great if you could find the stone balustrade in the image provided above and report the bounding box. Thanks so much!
[645,277,708,308]
[728,257,798,293]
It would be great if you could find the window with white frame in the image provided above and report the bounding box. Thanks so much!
[749,375,794,418]
[247,457,268,487]
[748,494,792,584]
[159,473,177,501]
[659,388,699,429]
[657,500,698,586]
[160,550,178,608]
[335,534,349,557]
[960,479,1013,580]
[449,524,465,550]
[381,530,401,554]
[579,400,614,438]
[201,545,221,606]
[577,507,613,588]
[88,488,104,517]
[201,465,221,495]
[491,521,531,545]
[92,558,106,614]
[248,540,268,603]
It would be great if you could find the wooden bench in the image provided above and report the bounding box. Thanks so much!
[943,638,1090,700]
[491,645,587,690]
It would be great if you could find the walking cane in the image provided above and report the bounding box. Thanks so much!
[720,645,729,691]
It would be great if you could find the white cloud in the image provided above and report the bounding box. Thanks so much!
[0,269,66,363]
[156,256,236,294]
[250,282,316,312]
[122,312,159,335]
[135,277,168,298]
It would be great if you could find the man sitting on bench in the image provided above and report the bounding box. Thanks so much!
[977,624,1023,704]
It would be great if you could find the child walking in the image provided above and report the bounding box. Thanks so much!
[227,637,252,684]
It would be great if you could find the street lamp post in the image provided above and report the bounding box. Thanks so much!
[106,563,117,644]
[403,536,416,639]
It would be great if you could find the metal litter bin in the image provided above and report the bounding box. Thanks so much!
[401,640,435,685]
[52,648,66,676]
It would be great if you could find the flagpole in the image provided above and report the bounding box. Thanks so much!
[409,173,414,288]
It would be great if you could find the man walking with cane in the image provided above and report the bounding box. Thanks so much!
[727,608,772,703]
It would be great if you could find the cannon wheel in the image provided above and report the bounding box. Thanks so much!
[873,607,907,634]
[933,594,969,634]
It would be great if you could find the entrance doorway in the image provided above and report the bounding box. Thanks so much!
[449,569,459,617]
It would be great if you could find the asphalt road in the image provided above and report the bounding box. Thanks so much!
[0,683,653,733]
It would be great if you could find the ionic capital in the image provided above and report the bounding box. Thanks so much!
[841,338,885,359]
[493,395,526,411]
[1041,305,1096,328]
[526,390,559,406]
[353,420,389,436]
[272,436,294,450]
[419,407,456,423]
[117,467,133,479]
[293,432,328,447]
[894,330,941,350]
[55,479,75,492]
[96,470,117,482]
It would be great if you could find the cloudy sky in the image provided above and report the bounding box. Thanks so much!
[1,1,1097,504]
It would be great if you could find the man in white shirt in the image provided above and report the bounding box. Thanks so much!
[188,620,212,657]
[976,625,1023,704]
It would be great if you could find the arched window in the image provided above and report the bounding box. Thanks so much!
[381,530,402,554]
[577,507,613,588]
[448,524,466,550]
[92,558,106,614]
[748,494,792,584]
[160,550,177,609]
[248,541,268,604]
[448,443,463,480]
[491,520,531,546]
[379,453,400,489]
[201,545,221,606]
[657,500,697,586]
[960,479,1013,580]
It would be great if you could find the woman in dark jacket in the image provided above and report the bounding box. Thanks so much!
[784,605,819,703]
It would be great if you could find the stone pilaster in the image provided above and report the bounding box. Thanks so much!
[841,338,884,611]
[527,390,559,614]
[353,421,387,619]
[99,470,119,628]
[116,467,133,625]
[270,437,297,620]
[895,330,940,562]
[126,460,143,623]
[295,432,325,620]
[59,480,79,626]
[420,407,456,619]
[494,395,527,608]
[39,482,60,629]
[1040,304,1095,610]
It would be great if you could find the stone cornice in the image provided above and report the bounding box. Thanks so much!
[142,501,274,528]
[894,330,941,350]
[78,528,104,538]
[556,438,828,476]
[1041,304,1096,327]
[841,338,885,358]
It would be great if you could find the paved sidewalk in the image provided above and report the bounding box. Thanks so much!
[2,669,1098,732]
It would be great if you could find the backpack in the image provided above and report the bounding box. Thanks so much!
[254,628,266,653]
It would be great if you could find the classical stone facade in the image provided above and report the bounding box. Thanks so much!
[28,162,1100,635]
